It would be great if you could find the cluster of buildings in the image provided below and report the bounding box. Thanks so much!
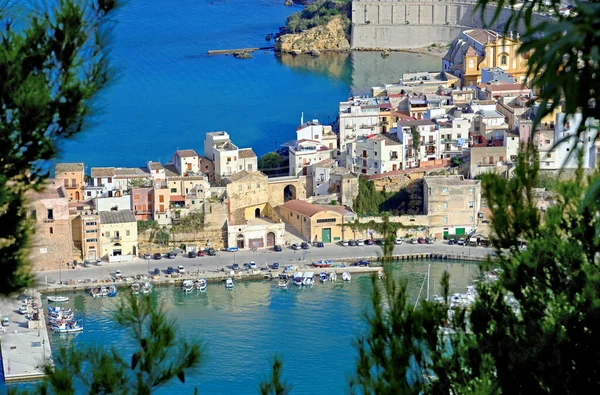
[26,28,599,271]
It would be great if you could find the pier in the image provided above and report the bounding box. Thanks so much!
[207,46,274,56]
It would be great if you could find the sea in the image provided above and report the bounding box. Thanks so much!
[29,0,442,169]
[7,260,480,394]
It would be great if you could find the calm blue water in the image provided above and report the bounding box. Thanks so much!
[7,260,479,394]
[39,0,441,168]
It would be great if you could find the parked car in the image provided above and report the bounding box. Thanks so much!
[301,242,310,250]
[410,238,418,244]
[227,246,239,252]
[96,260,103,266]
[315,242,324,248]
[177,265,185,274]
[447,239,457,245]
[457,238,466,246]
[365,239,374,245]
[1,316,9,327]
[249,261,257,269]
[348,240,357,246]
[375,239,385,245]
[395,237,403,245]
[167,266,175,274]
[198,250,205,257]
[417,237,426,244]
[207,248,217,256]
[272,262,279,270]
[166,253,176,259]
[153,253,162,260]
[153,268,161,276]
[18,305,28,315]
[232,263,240,270]
[243,263,251,270]
[273,245,282,252]
[291,243,302,250]
[341,240,349,246]
[115,270,122,279]
[356,239,364,246]
[83,260,91,267]
[426,237,435,244]
[358,260,370,267]
[143,253,152,259]
[188,251,197,258]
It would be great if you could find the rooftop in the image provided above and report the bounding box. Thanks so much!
[99,210,136,224]
[280,199,354,218]
[175,149,198,158]
[27,179,67,200]
[238,148,256,159]
[367,133,402,145]
[424,176,480,186]
[399,119,435,127]
[55,163,84,173]
[90,167,116,178]
[114,167,149,177]
[224,170,267,183]
[148,161,164,171]
[464,28,501,45]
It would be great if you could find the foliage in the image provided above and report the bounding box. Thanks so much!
[281,0,351,35]
[450,156,463,168]
[353,177,415,216]
[172,210,205,233]
[258,355,292,395]
[129,178,151,189]
[10,294,202,395]
[410,126,420,152]
[151,229,170,246]
[0,0,117,296]
[533,171,561,191]
[138,220,160,233]
[330,199,338,205]
[258,152,283,170]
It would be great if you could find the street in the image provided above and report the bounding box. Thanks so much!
[35,242,493,285]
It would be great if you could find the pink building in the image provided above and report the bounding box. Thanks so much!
[131,187,170,221]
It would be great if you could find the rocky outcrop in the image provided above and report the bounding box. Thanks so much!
[275,16,350,54]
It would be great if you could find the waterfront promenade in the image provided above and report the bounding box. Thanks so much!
[36,242,491,286]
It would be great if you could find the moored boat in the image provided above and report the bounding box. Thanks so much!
[329,272,337,282]
[131,282,141,295]
[141,282,153,294]
[196,278,207,291]
[302,272,315,286]
[278,273,290,288]
[319,272,328,282]
[293,272,303,287]
[312,260,332,268]
[90,286,108,298]
[342,271,351,281]
[107,285,117,297]
[51,321,83,334]
[378,270,385,280]
[225,277,234,289]
[182,280,194,293]
[47,295,69,303]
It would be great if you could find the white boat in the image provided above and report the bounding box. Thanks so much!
[225,278,234,289]
[196,278,207,292]
[278,273,290,288]
[302,272,314,286]
[90,286,108,298]
[47,295,69,302]
[293,272,303,287]
[342,271,351,281]
[329,272,337,282]
[181,280,195,293]
[51,321,83,334]
[141,282,153,294]
[378,270,385,280]
[131,282,141,295]
[319,272,328,282]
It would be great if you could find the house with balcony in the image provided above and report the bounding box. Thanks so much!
[470,129,520,178]
[338,97,381,164]
[203,131,258,183]
[371,71,460,96]
[172,149,200,176]
[99,210,138,262]
[288,139,334,176]
[147,161,166,185]
[55,163,85,202]
[395,119,440,169]
[130,186,171,225]
[436,116,471,158]
[88,167,150,198]
[346,133,403,175]
[72,209,101,261]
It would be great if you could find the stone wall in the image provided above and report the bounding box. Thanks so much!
[351,0,550,49]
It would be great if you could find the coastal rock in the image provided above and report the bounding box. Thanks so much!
[310,49,321,56]
[233,51,252,59]
[275,16,350,54]
[284,0,293,6]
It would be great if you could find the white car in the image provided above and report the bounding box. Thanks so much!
[457,238,466,246]
[341,240,349,246]
[115,270,122,279]
[291,243,301,250]
[18,305,28,315]
[178,265,185,274]
[249,261,257,269]
[356,239,364,246]
[395,237,403,245]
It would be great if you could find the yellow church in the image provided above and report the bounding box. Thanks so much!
[442,28,529,87]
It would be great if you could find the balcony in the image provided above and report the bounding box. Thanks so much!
[390,154,399,160]
[135,210,152,215]
[64,183,80,189]
[43,218,54,223]
[422,140,436,146]
[345,124,354,129]
[110,236,121,242]
[360,124,375,130]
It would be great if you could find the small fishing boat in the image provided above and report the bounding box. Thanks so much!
[196,278,207,292]
[141,282,153,294]
[107,285,117,298]
[51,321,83,334]
[378,270,385,280]
[278,273,290,288]
[47,295,69,303]
[342,271,351,282]
[47,306,72,315]
[131,282,141,295]
[293,272,303,287]
[225,277,234,289]
[182,280,195,293]
[302,272,315,286]
[312,260,333,268]
[319,272,328,282]
[329,272,337,282]
[90,286,108,298]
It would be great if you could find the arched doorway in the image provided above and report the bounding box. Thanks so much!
[75,191,80,200]
[266,232,275,247]
[236,234,245,249]
[255,208,260,218]
[283,184,296,202]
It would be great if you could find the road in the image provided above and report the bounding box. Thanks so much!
[35,242,492,285]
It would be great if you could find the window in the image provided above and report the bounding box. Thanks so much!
[316,218,336,223]
[47,209,54,220]
[49,227,54,234]
[443,216,448,224]
[304,217,307,223]
[501,55,507,65]
[469,201,474,208]
[170,188,177,193]
[71,178,76,187]
[134,194,139,200]
[63,179,69,187]
[192,200,195,204]
[248,184,251,190]
[457,134,462,138]
[85,229,96,234]
[545,162,550,166]
[297,215,299,219]
[546,153,552,158]
[545,139,551,144]
[30,210,37,220]
[443,202,448,209]
[107,177,112,183]
[86,238,98,243]
[314,135,319,139]
[126,230,130,236]
[238,185,242,191]
[87,191,91,197]
[248,164,253,171]
[374,162,378,168]
[469,187,474,193]
[374,151,378,156]
[159,195,165,203]
[257,183,260,189]
[106,231,110,237]
[469,216,474,223]
[442,187,448,193]
[85,222,97,226]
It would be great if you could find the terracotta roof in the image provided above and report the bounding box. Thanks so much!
[163,164,180,178]
[170,195,185,202]
[55,163,84,173]
[175,149,198,158]
[369,133,402,145]
[148,161,164,171]
[280,199,354,218]
[91,167,116,177]
[485,83,530,92]
[312,158,336,168]
[26,179,67,200]
[99,210,136,224]
[465,45,478,57]
[238,148,256,159]
[114,167,148,177]
[224,170,266,183]
[464,28,500,45]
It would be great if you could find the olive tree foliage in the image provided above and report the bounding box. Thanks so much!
[10,294,203,395]
[0,0,117,296]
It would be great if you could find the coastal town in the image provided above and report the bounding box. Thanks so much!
[25,27,585,274]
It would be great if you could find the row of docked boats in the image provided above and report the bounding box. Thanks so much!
[278,271,351,287]
[88,285,118,298]
[182,278,208,293]
[47,306,83,334]
[131,281,153,295]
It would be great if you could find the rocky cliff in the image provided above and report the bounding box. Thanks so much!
[275,16,350,54]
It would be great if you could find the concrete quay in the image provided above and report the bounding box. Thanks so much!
[0,291,52,384]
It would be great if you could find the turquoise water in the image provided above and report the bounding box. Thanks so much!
[48,0,440,167]
[9,260,479,394]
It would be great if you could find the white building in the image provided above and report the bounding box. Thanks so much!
[346,133,403,175]
[554,113,599,169]
[203,131,257,183]
[95,196,132,212]
[172,149,199,176]
[395,119,440,169]
[288,140,333,176]
[436,116,471,158]
[338,97,381,162]
[88,167,150,198]
[295,119,338,156]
